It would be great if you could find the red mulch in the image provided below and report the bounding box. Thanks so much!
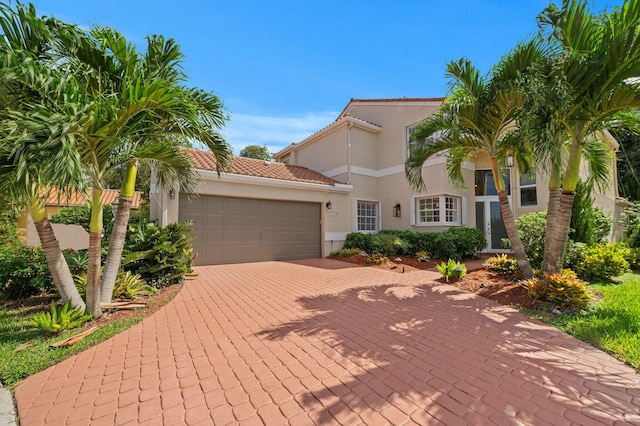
[328,255,540,309]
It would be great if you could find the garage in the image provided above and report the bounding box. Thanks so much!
[179,195,321,265]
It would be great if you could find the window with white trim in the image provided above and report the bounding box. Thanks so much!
[415,195,461,226]
[357,200,379,232]
[405,122,442,161]
[519,172,537,206]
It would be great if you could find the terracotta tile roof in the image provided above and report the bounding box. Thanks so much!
[186,148,339,186]
[42,187,143,208]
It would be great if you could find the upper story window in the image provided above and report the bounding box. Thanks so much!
[414,195,461,226]
[475,170,510,196]
[405,122,442,161]
[357,200,379,232]
[519,172,537,206]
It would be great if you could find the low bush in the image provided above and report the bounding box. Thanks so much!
[113,271,157,300]
[436,259,467,280]
[330,248,364,257]
[443,227,486,259]
[0,245,53,299]
[483,254,519,275]
[343,232,374,253]
[123,220,195,288]
[575,243,629,282]
[524,270,592,310]
[371,233,409,256]
[31,300,93,334]
[625,247,640,271]
[365,253,389,265]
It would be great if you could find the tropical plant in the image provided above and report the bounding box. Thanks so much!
[524,0,640,273]
[415,251,430,262]
[329,248,364,257]
[575,243,630,282]
[371,233,409,256]
[405,41,542,278]
[31,300,92,334]
[524,270,591,310]
[122,221,194,288]
[365,253,389,266]
[436,259,467,280]
[113,271,157,300]
[483,254,519,275]
[63,250,89,276]
[569,181,612,245]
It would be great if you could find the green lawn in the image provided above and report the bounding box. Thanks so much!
[535,272,640,370]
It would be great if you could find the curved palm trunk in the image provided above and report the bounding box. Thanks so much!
[30,197,85,310]
[547,139,583,273]
[497,190,534,279]
[491,159,533,278]
[100,161,137,303]
[543,167,562,273]
[85,187,103,318]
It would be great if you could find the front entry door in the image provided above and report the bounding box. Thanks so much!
[475,198,508,251]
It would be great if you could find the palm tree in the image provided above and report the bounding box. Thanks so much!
[53,27,233,315]
[0,2,86,309]
[406,42,543,279]
[526,0,640,272]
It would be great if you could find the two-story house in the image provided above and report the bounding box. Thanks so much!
[151,98,627,265]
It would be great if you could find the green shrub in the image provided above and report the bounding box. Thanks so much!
[0,193,20,246]
[31,300,93,334]
[524,270,592,310]
[575,243,629,282]
[51,204,115,236]
[509,211,547,268]
[330,248,364,257]
[415,251,430,262]
[626,203,640,248]
[563,240,587,271]
[483,254,519,275]
[625,247,640,270]
[436,259,467,280]
[113,271,158,300]
[0,245,53,299]
[444,227,486,259]
[401,231,438,255]
[123,220,194,288]
[371,233,409,256]
[569,181,612,245]
[365,253,390,265]
[343,232,374,253]
[63,250,89,276]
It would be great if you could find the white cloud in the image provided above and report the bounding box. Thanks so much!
[220,111,339,155]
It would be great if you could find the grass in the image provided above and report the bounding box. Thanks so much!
[0,288,178,389]
[528,272,640,370]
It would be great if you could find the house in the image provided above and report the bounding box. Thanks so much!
[19,188,143,250]
[151,97,627,266]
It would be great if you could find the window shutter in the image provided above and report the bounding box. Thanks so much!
[461,196,467,226]
[410,197,416,226]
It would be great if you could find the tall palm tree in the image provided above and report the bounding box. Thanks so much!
[406,42,543,279]
[526,0,640,272]
[0,2,85,309]
[53,27,232,315]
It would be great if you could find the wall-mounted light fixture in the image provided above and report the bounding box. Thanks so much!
[393,202,401,217]
[169,188,176,200]
[506,154,514,168]
[325,201,332,210]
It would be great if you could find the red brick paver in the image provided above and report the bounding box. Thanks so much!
[15,259,640,425]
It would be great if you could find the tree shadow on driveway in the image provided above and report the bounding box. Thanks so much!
[258,281,640,425]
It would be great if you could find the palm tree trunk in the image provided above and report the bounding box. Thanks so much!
[547,139,583,273]
[497,190,534,279]
[543,167,562,273]
[29,197,85,311]
[85,187,103,318]
[101,161,137,303]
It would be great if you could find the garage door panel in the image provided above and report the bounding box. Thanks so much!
[180,195,321,265]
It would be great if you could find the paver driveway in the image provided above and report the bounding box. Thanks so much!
[15,259,640,425]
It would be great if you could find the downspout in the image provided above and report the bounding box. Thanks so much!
[347,121,353,184]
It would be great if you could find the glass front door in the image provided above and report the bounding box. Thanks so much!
[475,198,508,251]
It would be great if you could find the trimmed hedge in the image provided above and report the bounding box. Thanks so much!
[343,227,486,261]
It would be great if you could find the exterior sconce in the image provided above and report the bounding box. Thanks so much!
[326,201,332,210]
[169,188,176,200]
[506,155,514,168]
[393,202,401,217]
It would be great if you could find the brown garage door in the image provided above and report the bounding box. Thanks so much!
[179,195,321,265]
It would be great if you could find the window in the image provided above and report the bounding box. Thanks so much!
[405,122,442,161]
[475,170,510,196]
[357,200,379,232]
[415,195,461,226]
[520,172,537,206]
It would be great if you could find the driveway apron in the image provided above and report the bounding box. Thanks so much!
[15,259,640,425]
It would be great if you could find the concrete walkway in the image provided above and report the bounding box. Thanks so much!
[15,259,640,425]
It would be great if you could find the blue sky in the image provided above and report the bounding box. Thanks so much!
[28,0,623,154]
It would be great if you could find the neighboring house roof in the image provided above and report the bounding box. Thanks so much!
[186,148,340,186]
[41,187,143,209]
[337,97,444,119]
